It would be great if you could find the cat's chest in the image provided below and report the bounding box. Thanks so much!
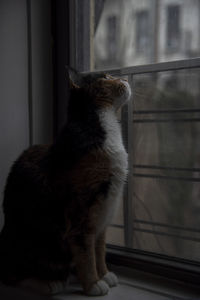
[95,109,128,234]
[99,109,128,179]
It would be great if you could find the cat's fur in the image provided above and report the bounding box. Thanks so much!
[0,70,131,296]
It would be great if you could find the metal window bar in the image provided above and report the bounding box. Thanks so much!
[122,74,134,248]
[133,164,200,172]
[110,224,200,243]
[133,108,200,114]
[111,220,200,234]
[83,57,200,250]
[83,57,200,76]
[133,118,200,123]
[26,0,33,146]
[110,224,124,229]
[110,219,200,244]
[132,227,200,243]
[134,219,200,234]
[133,173,200,182]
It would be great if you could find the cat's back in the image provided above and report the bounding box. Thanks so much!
[5,144,50,187]
[12,144,50,168]
[3,144,51,216]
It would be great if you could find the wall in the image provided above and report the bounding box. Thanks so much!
[0,0,53,231]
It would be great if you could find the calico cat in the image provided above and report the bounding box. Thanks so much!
[0,69,131,296]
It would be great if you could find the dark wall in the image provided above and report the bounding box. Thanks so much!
[0,0,53,231]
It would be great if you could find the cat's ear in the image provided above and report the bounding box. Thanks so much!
[66,66,83,89]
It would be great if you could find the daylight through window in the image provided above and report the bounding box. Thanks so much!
[76,0,200,266]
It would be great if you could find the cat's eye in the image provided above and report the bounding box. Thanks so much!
[104,74,113,80]
[102,74,109,79]
[99,74,110,81]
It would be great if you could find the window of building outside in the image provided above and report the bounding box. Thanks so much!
[166,5,180,51]
[107,16,118,62]
[74,0,200,273]
[136,10,150,53]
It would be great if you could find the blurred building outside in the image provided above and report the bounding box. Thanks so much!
[94,0,200,262]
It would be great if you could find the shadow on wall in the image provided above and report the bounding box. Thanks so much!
[0,0,54,234]
[0,0,30,232]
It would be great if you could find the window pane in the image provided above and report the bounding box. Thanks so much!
[94,0,200,70]
[106,67,200,263]
[166,5,180,51]
[131,68,200,262]
[136,10,150,53]
[107,227,125,246]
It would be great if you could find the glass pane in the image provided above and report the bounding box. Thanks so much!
[106,67,200,263]
[133,230,200,262]
[111,194,124,226]
[107,227,125,246]
[130,68,200,262]
[94,0,200,70]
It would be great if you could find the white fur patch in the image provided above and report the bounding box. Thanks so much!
[97,108,128,233]
[87,280,109,296]
[102,272,118,287]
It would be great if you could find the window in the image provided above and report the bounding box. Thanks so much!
[107,16,118,62]
[69,0,200,284]
[135,11,150,53]
[130,68,200,261]
[166,5,181,51]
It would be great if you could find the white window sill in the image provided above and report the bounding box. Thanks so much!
[53,265,200,300]
[1,265,200,300]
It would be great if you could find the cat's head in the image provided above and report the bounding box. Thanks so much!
[67,67,131,111]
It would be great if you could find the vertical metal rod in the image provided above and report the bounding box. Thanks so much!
[90,0,95,71]
[150,0,160,63]
[26,0,33,146]
[123,75,134,248]
[69,0,77,69]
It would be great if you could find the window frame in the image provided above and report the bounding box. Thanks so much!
[53,0,200,286]
[82,57,200,285]
[106,244,200,286]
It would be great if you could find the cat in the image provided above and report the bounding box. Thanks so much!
[0,68,131,296]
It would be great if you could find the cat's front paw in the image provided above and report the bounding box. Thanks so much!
[102,272,118,287]
[87,280,109,296]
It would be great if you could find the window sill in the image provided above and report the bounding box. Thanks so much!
[1,264,200,300]
[106,245,200,286]
[52,265,200,300]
